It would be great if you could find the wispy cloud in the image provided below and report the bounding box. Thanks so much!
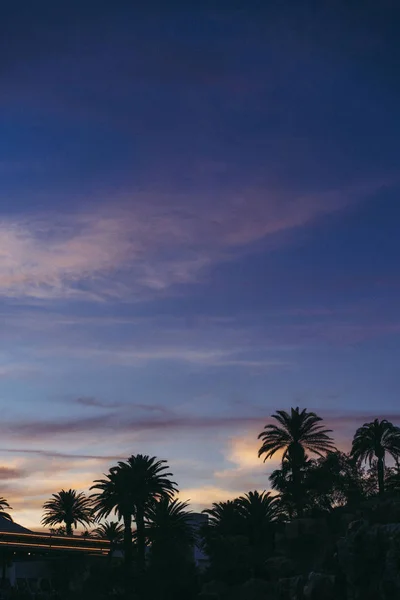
[74,397,175,416]
[0,466,27,480]
[0,448,125,461]
[0,180,382,302]
[5,407,394,445]
[0,413,266,441]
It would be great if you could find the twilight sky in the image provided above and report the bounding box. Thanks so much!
[1,1,400,528]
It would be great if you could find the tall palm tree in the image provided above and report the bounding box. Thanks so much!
[351,418,400,495]
[91,463,135,573]
[0,498,12,522]
[42,490,93,536]
[258,407,335,515]
[91,454,177,573]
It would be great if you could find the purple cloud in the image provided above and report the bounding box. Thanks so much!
[0,178,385,302]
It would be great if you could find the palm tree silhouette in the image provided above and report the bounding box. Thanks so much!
[258,407,335,515]
[91,454,177,573]
[351,418,400,495]
[145,497,194,556]
[42,490,93,536]
[91,463,135,573]
[236,490,280,540]
[236,491,280,575]
[145,498,196,599]
[93,520,124,545]
[203,500,245,536]
[0,498,12,522]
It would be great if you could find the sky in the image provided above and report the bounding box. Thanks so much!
[1,0,400,529]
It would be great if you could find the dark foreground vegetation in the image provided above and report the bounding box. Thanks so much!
[3,407,400,599]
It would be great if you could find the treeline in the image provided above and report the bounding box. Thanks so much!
[2,407,400,599]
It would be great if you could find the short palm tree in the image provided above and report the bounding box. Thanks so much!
[0,498,12,522]
[236,491,280,575]
[203,500,244,536]
[351,418,400,495]
[42,490,93,536]
[236,491,280,542]
[93,520,124,545]
[145,498,194,556]
[91,454,177,573]
[258,407,335,515]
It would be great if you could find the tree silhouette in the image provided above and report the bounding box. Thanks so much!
[236,491,280,575]
[145,498,198,600]
[91,454,177,573]
[236,490,280,541]
[351,419,400,495]
[145,497,194,553]
[270,452,367,516]
[49,526,67,536]
[304,451,367,511]
[0,498,12,522]
[385,464,400,495]
[258,407,335,515]
[91,463,135,573]
[42,490,92,536]
[203,493,279,583]
[203,500,245,536]
[93,520,124,545]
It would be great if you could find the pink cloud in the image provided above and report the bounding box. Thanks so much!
[0,179,385,301]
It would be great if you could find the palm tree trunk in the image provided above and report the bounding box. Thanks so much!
[292,463,303,517]
[66,522,73,536]
[135,506,146,573]
[377,456,385,495]
[123,513,133,572]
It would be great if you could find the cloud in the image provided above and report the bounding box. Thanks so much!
[176,433,278,510]
[178,486,240,510]
[75,396,125,409]
[0,413,266,441]
[212,430,283,492]
[0,180,383,302]
[0,362,41,379]
[74,397,175,416]
[0,466,27,480]
[0,448,125,461]
[67,344,291,369]
[2,403,398,447]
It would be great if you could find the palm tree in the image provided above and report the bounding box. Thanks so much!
[236,491,280,541]
[91,463,135,573]
[258,407,335,515]
[93,520,124,545]
[42,490,93,536]
[203,500,244,536]
[145,498,196,599]
[145,498,194,557]
[236,491,280,573]
[0,498,12,522]
[351,418,400,495]
[91,454,177,573]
